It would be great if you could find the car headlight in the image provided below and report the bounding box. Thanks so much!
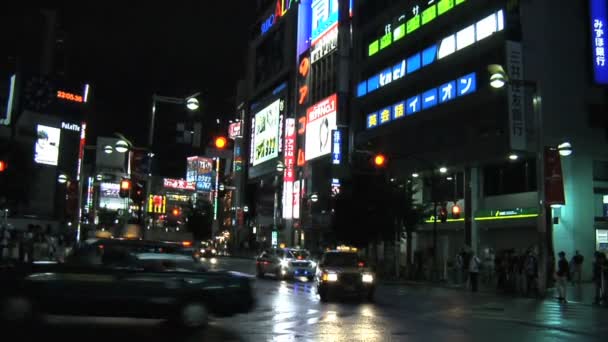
[322,272,338,282]
[280,259,289,268]
[210,257,217,265]
[310,261,317,268]
[362,273,374,283]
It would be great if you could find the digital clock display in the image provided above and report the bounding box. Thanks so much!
[57,90,84,103]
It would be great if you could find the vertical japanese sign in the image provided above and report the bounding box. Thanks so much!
[544,147,565,206]
[293,180,301,219]
[506,40,526,151]
[283,118,296,219]
[590,0,608,84]
[331,129,342,165]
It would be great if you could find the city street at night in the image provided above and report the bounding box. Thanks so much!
[22,258,608,342]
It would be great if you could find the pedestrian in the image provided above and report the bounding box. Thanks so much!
[570,250,584,285]
[555,251,570,303]
[455,250,463,285]
[592,251,607,305]
[524,250,538,297]
[469,251,481,292]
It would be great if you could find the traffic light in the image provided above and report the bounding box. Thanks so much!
[130,181,145,203]
[119,178,131,198]
[452,204,461,219]
[438,206,448,223]
[172,207,181,216]
[0,160,6,172]
[214,136,228,149]
[373,154,387,168]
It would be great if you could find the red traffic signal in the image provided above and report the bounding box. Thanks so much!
[452,205,461,219]
[172,208,181,216]
[0,160,6,172]
[119,179,132,198]
[373,154,387,167]
[215,136,228,149]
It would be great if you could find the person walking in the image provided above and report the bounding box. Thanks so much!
[469,251,481,292]
[556,251,570,303]
[570,251,584,285]
[592,252,607,305]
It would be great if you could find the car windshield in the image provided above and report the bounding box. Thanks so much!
[322,253,360,267]
[134,253,206,273]
[287,250,310,259]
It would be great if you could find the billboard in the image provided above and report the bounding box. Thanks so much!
[590,0,608,84]
[163,178,195,191]
[305,94,338,161]
[228,121,242,139]
[186,157,214,192]
[34,124,61,166]
[311,0,352,46]
[98,182,124,211]
[252,99,282,166]
[282,118,296,219]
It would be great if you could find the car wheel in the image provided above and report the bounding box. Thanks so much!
[366,290,375,303]
[319,289,329,302]
[0,295,38,326]
[177,301,208,329]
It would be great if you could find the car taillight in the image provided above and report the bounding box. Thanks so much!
[297,256,302,260]
[358,261,365,267]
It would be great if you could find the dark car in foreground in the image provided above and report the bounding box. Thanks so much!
[0,239,255,329]
[316,247,375,302]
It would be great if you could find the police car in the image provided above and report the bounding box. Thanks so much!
[316,246,375,302]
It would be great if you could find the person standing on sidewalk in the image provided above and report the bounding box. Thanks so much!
[556,251,570,303]
[592,251,606,305]
[469,251,481,292]
[570,251,584,285]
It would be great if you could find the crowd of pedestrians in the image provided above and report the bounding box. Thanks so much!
[0,224,72,264]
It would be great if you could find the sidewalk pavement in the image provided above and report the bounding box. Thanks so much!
[383,278,602,305]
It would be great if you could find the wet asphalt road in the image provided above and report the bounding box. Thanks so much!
[20,257,608,341]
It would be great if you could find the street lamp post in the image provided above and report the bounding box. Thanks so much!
[146,92,200,231]
[488,65,572,297]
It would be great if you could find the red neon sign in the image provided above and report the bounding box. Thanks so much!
[57,90,83,103]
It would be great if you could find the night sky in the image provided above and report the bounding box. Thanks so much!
[31,3,255,148]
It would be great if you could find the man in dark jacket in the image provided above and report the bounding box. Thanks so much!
[556,251,569,303]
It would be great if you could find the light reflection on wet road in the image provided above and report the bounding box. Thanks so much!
[19,258,608,341]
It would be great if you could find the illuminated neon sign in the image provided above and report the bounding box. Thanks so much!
[311,0,353,46]
[358,9,503,98]
[590,0,608,84]
[366,72,476,129]
[424,207,539,223]
[368,0,466,57]
[261,0,296,35]
[57,90,84,103]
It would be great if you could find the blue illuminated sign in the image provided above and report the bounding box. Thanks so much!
[439,81,456,103]
[591,0,608,84]
[392,60,406,81]
[407,53,421,74]
[357,82,367,97]
[356,9,504,98]
[379,68,393,87]
[422,45,438,66]
[331,129,342,165]
[311,0,339,44]
[367,75,380,92]
[366,72,477,130]
[422,88,438,109]
[406,95,421,115]
[457,73,477,96]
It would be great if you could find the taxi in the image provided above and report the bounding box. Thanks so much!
[315,246,375,302]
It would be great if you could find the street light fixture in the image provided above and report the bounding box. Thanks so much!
[488,64,508,89]
[509,153,519,161]
[103,145,114,154]
[186,97,200,111]
[114,140,130,153]
[412,172,420,178]
[557,142,573,156]
[310,193,319,203]
[58,174,68,184]
[439,167,448,174]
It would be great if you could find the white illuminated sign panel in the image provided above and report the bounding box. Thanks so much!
[305,94,338,161]
[34,125,61,166]
[252,99,282,166]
